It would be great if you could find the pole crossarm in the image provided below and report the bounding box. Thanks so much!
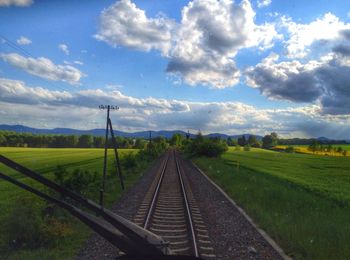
[0,155,169,256]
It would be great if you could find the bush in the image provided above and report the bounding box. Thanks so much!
[53,166,98,195]
[244,145,251,151]
[285,146,295,153]
[235,144,241,151]
[184,135,228,157]
[139,137,169,160]
[121,152,137,169]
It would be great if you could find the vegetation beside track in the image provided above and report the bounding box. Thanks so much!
[0,148,150,259]
[194,147,350,259]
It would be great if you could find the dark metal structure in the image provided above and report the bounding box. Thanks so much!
[0,155,172,257]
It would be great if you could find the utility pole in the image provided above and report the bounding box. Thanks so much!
[99,105,124,209]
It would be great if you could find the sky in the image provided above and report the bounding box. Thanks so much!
[1,0,350,139]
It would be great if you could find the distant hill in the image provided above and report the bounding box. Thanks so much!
[0,124,264,140]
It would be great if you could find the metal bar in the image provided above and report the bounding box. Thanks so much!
[108,118,124,190]
[100,105,111,207]
[143,153,169,229]
[174,151,199,257]
[0,171,139,255]
[0,155,166,255]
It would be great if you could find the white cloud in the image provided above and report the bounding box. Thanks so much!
[257,0,271,8]
[94,0,174,56]
[73,60,83,65]
[58,43,69,55]
[281,13,350,58]
[167,0,280,88]
[0,0,32,7]
[0,53,85,85]
[245,50,350,115]
[16,36,31,45]
[1,77,350,139]
[95,0,280,89]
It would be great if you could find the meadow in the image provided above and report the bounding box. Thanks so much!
[194,147,350,259]
[0,147,145,259]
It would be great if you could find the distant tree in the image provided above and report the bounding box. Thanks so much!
[252,141,262,148]
[0,134,7,146]
[308,140,319,154]
[343,150,348,156]
[263,132,278,149]
[121,138,132,149]
[134,138,146,149]
[337,146,343,154]
[93,136,104,148]
[227,137,236,146]
[271,132,278,140]
[248,135,261,147]
[285,146,295,153]
[66,135,78,147]
[327,144,333,154]
[237,135,247,146]
[78,135,93,148]
[170,133,184,147]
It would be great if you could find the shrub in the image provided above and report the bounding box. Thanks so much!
[285,146,295,153]
[184,135,228,157]
[235,144,241,151]
[244,145,251,151]
[121,152,137,169]
[3,198,46,249]
[53,166,98,195]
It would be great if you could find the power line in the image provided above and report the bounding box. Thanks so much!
[0,34,32,57]
[0,34,86,93]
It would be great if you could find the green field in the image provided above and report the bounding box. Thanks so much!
[194,147,350,259]
[0,147,145,260]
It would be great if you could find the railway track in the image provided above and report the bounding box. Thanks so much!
[133,150,215,259]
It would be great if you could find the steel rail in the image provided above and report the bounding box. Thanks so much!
[174,151,199,257]
[143,153,170,229]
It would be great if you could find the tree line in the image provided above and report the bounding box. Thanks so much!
[0,131,147,149]
[1,130,347,151]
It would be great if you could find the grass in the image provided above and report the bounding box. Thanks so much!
[193,147,350,259]
[0,147,147,260]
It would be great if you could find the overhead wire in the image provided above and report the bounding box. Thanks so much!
[0,34,86,93]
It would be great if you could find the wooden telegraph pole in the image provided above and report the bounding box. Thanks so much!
[99,105,124,209]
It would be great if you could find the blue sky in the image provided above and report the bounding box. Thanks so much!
[1,0,350,139]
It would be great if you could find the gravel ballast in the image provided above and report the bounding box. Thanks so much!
[180,156,285,260]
